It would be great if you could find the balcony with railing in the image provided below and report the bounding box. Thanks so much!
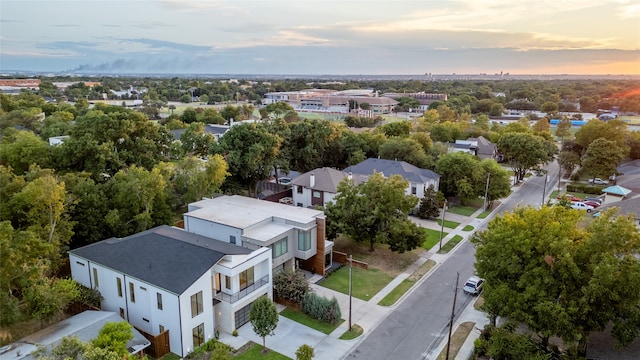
[213,274,270,304]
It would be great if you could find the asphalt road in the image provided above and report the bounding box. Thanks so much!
[347,162,560,360]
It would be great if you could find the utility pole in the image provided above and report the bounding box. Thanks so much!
[439,199,447,251]
[348,255,353,331]
[445,272,460,360]
[541,172,549,207]
[483,172,490,212]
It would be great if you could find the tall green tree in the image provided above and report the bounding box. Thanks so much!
[325,172,419,251]
[581,138,627,180]
[0,129,52,174]
[214,123,281,196]
[472,206,640,354]
[497,132,555,183]
[378,137,433,169]
[249,296,279,350]
[180,122,216,157]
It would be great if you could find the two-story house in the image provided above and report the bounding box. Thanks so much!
[182,195,331,276]
[69,225,272,357]
[291,167,367,208]
[343,158,440,199]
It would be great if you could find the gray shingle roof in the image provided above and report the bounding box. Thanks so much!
[70,226,251,294]
[343,158,440,183]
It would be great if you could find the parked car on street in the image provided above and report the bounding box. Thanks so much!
[557,194,581,202]
[463,276,484,295]
[571,202,595,212]
[588,178,608,185]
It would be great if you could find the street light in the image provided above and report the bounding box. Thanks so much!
[482,172,490,212]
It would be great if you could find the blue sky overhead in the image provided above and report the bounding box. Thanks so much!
[1,0,639,75]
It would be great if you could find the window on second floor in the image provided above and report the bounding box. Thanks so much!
[230,235,236,244]
[297,186,303,194]
[239,267,255,291]
[411,186,417,195]
[129,282,135,303]
[270,237,288,259]
[191,291,203,317]
[92,268,99,288]
[225,275,231,290]
[117,278,122,297]
[157,293,163,310]
[298,231,311,251]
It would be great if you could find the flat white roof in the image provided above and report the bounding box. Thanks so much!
[244,222,293,242]
[186,195,324,229]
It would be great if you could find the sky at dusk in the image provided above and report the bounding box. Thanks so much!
[1,0,639,75]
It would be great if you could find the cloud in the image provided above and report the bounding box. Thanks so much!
[116,38,212,53]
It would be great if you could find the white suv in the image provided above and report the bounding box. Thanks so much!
[463,276,484,295]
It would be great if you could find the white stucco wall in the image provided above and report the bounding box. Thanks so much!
[184,216,243,246]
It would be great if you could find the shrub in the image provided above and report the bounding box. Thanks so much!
[302,292,342,325]
[296,344,315,360]
[232,329,238,337]
[273,270,310,304]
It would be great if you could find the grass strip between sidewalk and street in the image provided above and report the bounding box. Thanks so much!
[378,259,436,306]
[422,228,448,250]
[280,308,344,335]
[462,225,474,231]
[436,322,475,360]
[437,235,464,254]
[339,324,363,340]
[319,267,393,301]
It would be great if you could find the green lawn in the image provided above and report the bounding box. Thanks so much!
[476,210,491,219]
[447,205,478,216]
[549,190,596,201]
[279,308,343,335]
[437,235,464,254]
[436,218,460,229]
[462,225,474,231]
[422,228,448,250]
[319,267,393,300]
[233,344,290,359]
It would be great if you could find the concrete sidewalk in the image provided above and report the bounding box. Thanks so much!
[219,198,514,360]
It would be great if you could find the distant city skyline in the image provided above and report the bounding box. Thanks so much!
[1,0,639,75]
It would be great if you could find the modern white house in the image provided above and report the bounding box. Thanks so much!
[69,225,272,357]
[343,158,441,199]
[183,195,332,276]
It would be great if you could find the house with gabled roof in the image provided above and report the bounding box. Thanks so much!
[343,158,440,199]
[290,167,367,208]
[69,225,272,357]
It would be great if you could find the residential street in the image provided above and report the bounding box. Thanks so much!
[347,163,560,360]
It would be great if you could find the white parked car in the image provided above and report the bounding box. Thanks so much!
[463,276,484,295]
[588,178,608,185]
[571,202,595,212]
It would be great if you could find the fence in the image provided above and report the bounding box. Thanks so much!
[332,251,368,270]
[137,327,170,359]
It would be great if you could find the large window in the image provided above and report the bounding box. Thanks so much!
[239,267,255,291]
[129,282,135,303]
[298,231,311,251]
[192,323,204,348]
[191,291,203,317]
[225,276,231,290]
[270,237,288,259]
[230,235,236,244]
[117,278,122,297]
